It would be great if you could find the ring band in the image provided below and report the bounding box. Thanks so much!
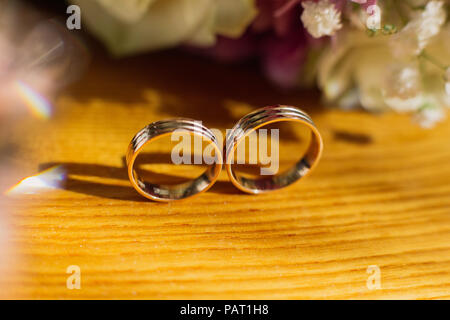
[225,105,323,194]
[126,119,222,202]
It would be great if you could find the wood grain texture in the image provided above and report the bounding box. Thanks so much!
[0,51,449,299]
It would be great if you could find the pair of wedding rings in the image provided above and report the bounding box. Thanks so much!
[126,105,323,202]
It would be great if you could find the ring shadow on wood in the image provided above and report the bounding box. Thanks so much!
[39,153,238,202]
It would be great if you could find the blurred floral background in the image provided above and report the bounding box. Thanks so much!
[70,0,450,128]
[0,0,448,127]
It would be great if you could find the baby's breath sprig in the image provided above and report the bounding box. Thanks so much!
[366,24,398,37]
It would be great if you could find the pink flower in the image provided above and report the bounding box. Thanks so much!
[195,0,310,88]
[197,0,376,88]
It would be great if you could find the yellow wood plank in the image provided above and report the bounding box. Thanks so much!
[0,51,449,299]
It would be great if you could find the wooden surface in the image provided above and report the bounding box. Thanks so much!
[1,50,450,299]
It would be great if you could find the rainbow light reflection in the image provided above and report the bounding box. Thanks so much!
[5,165,66,195]
[15,80,52,119]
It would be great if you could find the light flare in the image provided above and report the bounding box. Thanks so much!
[15,80,52,119]
[0,1,89,120]
[5,165,66,195]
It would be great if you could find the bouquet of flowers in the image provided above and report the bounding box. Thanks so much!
[73,0,450,127]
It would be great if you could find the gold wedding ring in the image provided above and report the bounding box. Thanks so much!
[126,119,222,202]
[127,106,322,201]
[225,105,323,194]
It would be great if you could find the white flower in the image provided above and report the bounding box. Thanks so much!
[95,0,155,23]
[70,0,257,56]
[382,64,424,112]
[414,107,445,129]
[416,1,447,49]
[301,0,342,38]
[383,65,422,100]
[381,62,424,112]
[316,23,450,120]
[390,1,446,57]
